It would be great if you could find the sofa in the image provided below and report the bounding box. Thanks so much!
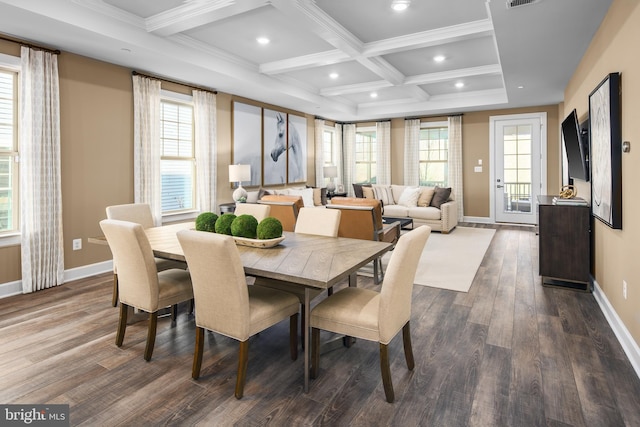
[353,184,458,233]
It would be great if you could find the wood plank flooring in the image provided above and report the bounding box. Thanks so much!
[1,224,639,426]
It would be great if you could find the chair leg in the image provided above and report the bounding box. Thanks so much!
[311,327,320,379]
[235,340,249,399]
[115,302,128,346]
[171,304,178,322]
[188,299,194,315]
[373,259,380,285]
[402,322,415,370]
[192,327,205,379]
[290,313,298,360]
[144,312,158,361]
[112,273,119,307]
[379,343,395,403]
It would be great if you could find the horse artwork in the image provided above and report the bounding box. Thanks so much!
[263,110,288,185]
[286,113,306,183]
[232,102,262,186]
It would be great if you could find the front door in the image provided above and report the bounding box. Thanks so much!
[490,113,546,224]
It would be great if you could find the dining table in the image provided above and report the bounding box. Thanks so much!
[98,221,393,392]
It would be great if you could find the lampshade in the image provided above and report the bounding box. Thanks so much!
[229,164,251,183]
[323,165,338,178]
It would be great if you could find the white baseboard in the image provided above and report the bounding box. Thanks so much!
[463,216,493,223]
[0,260,113,299]
[592,278,640,379]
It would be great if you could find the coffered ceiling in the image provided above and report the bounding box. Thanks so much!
[0,0,612,121]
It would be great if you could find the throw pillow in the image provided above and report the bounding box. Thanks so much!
[258,188,269,200]
[372,185,394,206]
[288,188,315,208]
[362,186,375,199]
[312,188,322,206]
[246,190,260,204]
[352,183,364,198]
[397,187,421,207]
[417,187,435,207]
[430,186,452,209]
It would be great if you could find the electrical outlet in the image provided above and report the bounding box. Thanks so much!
[72,238,82,251]
[623,280,628,300]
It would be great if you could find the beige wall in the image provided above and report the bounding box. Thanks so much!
[563,0,640,346]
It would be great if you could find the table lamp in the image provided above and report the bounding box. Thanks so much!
[229,164,251,202]
[323,165,338,193]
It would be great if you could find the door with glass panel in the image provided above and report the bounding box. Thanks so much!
[491,114,545,224]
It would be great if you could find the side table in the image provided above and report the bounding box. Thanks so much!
[219,202,236,215]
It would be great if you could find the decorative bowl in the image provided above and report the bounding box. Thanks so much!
[232,235,285,248]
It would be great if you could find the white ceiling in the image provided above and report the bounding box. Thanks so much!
[0,0,612,121]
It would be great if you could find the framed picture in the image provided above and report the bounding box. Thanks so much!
[232,102,262,187]
[287,113,307,184]
[263,108,288,185]
[589,72,622,229]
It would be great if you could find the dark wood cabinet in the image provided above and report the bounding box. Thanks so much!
[537,195,591,291]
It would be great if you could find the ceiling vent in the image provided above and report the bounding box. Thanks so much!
[506,0,541,8]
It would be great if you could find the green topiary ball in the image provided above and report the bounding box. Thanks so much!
[215,213,236,235]
[256,217,283,240]
[195,212,218,232]
[231,214,259,238]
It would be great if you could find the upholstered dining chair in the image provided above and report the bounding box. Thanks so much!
[254,207,342,340]
[257,195,303,231]
[233,203,271,222]
[106,203,187,307]
[310,225,431,403]
[176,229,300,399]
[99,219,194,361]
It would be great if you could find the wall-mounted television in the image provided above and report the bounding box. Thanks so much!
[561,109,589,181]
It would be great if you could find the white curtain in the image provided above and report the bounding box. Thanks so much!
[193,90,217,213]
[448,115,464,221]
[333,123,343,188]
[376,121,391,185]
[19,46,64,293]
[132,75,162,225]
[342,124,356,196]
[314,118,325,187]
[404,119,420,186]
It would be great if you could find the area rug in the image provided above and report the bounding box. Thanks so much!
[360,226,496,293]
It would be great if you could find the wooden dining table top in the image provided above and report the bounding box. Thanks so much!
[144,222,392,290]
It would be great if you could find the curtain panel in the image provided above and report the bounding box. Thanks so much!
[132,75,162,225]
[376,121,391,185]
[19,46,64,293]
[193,90,217,213]
[314,118,325,187]
[333,123,343,188]
[448,115,464,221]
[403,119,420,186]
[342,124,356,196]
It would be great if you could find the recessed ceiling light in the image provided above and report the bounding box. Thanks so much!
[455,82,464,88]
[370,92,378,98]
[391,0,410,11]
[256,37,270,45]
[517,85,525,89]
[329,72,339,79]
[433,55,445,62]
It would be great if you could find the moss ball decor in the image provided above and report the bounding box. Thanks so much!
[195,212,218,232]
[256,217,283,240]
[231,214,259,238]
[214,213,236,235]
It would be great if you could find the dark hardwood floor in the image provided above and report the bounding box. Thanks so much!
[1,224,639,426]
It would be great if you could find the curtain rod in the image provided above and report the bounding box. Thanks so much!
[0,34,60,55]
[132,70,217,94]
[405,112,464,121]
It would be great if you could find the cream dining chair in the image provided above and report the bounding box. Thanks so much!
[176,229,300,399]
[310,225,431,402]
[99,219,194,361]
[106,203,187,307]
[233,203,271,222]
[253,207,342,341]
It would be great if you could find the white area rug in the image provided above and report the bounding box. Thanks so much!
[361,226,496,293]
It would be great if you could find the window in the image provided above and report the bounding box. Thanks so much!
[355,128,376,184]
[0,68,18,234]
[323,128,334,167]
[160,96,195,214]
[419,123,448,187]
